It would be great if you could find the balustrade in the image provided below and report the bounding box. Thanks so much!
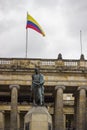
[0,58,86,71]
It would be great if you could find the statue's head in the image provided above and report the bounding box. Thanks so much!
[35,68,39,74]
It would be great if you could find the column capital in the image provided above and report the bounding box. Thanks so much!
[9,84,20,89]
[55,85,65,91]
[78,86,87,91]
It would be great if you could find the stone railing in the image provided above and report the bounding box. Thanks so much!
[0,58,87,71]
[63,100,74,106]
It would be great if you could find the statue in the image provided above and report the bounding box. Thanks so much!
[31,68,44,106]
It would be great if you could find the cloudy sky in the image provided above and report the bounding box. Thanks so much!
[0,0,87,59]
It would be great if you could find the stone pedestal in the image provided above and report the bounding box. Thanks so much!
[24,106,52,130]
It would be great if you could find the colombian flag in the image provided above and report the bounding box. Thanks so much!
[26,13,45,36]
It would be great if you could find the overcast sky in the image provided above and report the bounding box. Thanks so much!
[0,0,87,59]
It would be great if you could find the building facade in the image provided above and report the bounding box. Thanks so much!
[0,54,87,130]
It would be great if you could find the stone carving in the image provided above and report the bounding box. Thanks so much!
[31,68,44,105]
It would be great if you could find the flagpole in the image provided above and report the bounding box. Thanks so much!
[26,28,28,58]
[80,30,82,55]
[26,12,28,58]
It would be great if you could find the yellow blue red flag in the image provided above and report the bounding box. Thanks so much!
[26,13,45,36]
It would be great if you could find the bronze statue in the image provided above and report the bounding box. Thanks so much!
[31,68,44,105]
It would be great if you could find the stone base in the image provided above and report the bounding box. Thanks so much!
[24,106,52,130]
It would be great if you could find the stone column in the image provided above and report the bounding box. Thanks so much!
[74,92,79,130]
[9,85,20,130]
[63,114,66,130]
[0,111,4,130]
[86,98,87,129]
[54,86,65,130]
[77,86,87,130]
[17,111,20,129]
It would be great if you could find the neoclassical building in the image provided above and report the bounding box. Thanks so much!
[0,54,87,130]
